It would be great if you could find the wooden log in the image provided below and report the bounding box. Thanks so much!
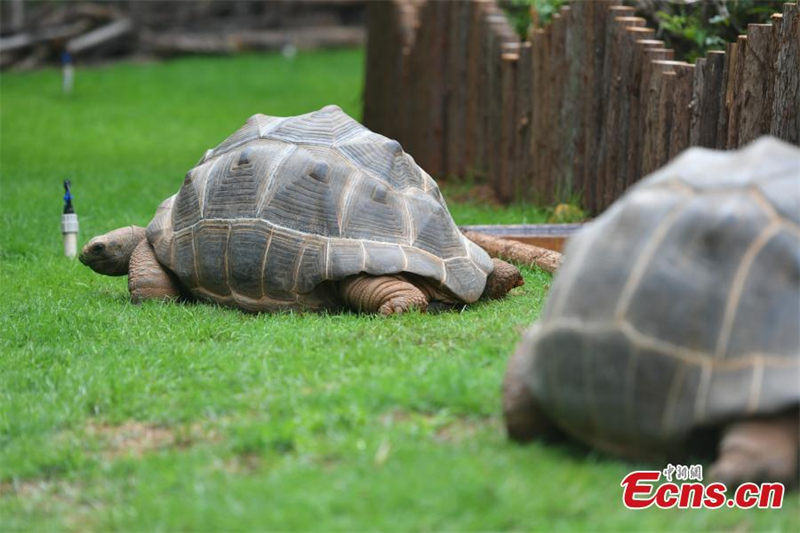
[653,69,677,171]
[444,0,469,178]
[496,44,520,203]
[771,3,799,143]
[637,49,674,178]
[596,15,647,212]
[738,24,777,146]
[66,18,133,54]
[577,1,621,211]
[459,223,582,253]
[689,50,726,148]
[621,36,662,196]
[463,0,486,176]
[668,62,696,159]
[429,0,449,177]
[529,27,549,203]
[515,41,533,202]
[725,35,748,148]
[363,1,396,137]
[717,40,737,149]
[0,20,90,53]
[462,231,563,273]
[559,3,583,204]
[549,8,569,203]
[485,15,505,192]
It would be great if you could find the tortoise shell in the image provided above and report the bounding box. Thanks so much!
[146,105,493,312]
[509,137,800,457]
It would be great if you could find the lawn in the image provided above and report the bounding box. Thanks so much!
[1,49,797,531]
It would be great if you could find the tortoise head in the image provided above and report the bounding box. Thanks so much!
[79,225,146,276]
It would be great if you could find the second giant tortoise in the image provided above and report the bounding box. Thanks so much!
[80,105,522,314]
[503,137,800,486]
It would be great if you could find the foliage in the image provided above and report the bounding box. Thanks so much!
[503,0,785,62]
[503,0,567,39]
[636,0,787,63]
[2,51,799,531]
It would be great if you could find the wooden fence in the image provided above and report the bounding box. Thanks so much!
[363,0,799,213]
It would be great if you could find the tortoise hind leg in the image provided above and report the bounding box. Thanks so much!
[709,413,799,488]
[503,347,563,442]
[340,274,428,315]
[128,240,181,303]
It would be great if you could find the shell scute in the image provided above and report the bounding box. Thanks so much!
[228,221,272,299]
[193,221,231,298]
[624,191,771,355]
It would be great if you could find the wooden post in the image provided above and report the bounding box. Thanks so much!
[636,48,674,180]
[771,3,799,144]
[725,35,748,148]
[530,27,549,203]
[549,7,569,203]
[668,63,696,160]
[463,1,486,176]
[595,13,647,212]
[689,50,726,148]
[497,43,519,203]
[444,1,469,178]
[737,24,777,146]
[515,41,533,202]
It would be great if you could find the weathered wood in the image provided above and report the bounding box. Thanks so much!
[585,1,622,209]
[771,3,799,144]
[549,8,568,202]
[668,63,696,160]
[690,50,726,148]
[463,231,563,273]
[529,27,549,203]
[459,224,582,252]
[738,24,777,146]
[637,49,674,179]
[596,14,647,211]
[362,0,796,213]
[497,45,520,202]
[515,41,533,202]
[463,0,487,177]
[621,36,661,196]
[726,35,748,148]
[0,21,90,53]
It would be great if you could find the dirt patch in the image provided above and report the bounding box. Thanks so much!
[434,416,502,444]
[84,421,177,459]
[379,410,501,444]
[53,419,222,461]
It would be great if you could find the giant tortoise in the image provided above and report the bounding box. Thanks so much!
[80,105,522,314]
[503,137,799,486]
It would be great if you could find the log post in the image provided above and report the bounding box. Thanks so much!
[463,231,563,273]
[737,24,777,146]
[689,50,726,148]
[771,3,799,143]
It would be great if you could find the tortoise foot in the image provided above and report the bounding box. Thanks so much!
[340,274,428,315]
[483,258,524,300]
[709,414,799,488]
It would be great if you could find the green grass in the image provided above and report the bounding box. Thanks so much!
[1,50,797,531]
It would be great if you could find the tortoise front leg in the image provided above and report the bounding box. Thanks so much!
[128,240,181,303]
[340,274,428,315]
[709,413,799,488]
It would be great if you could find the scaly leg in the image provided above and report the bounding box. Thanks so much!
[128,239,181,303]
[340,274,428,315]
[709,413,799,488]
